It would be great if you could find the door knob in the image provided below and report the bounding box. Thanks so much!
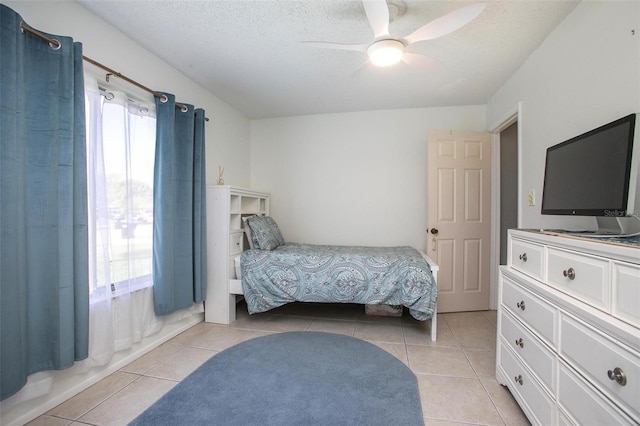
[430,228,439,235]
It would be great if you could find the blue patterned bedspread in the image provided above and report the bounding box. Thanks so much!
[240,243,437,321]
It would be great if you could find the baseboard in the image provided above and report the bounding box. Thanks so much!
[1,312,204,426]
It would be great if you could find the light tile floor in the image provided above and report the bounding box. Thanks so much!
[28,303,530,426]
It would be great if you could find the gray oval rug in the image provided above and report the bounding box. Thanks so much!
[130,331,423,426]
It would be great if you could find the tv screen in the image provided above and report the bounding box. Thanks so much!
[541,114,636,217]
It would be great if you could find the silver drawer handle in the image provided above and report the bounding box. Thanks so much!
[515,338,524,348]
[516,300,526,311]
[607,367,627,386]
[562,267,576,280]
[514,374,523,385]
[519,253,527,262]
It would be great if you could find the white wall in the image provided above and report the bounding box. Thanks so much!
[251,106,486,251]
[487,0,640,231]
[5,0,252,188]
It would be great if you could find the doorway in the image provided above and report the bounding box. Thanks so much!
[500,122,518,265]
[489,102,521,310]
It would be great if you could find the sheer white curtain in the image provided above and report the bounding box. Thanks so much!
[85,77,115,365]
[85,75,172,364]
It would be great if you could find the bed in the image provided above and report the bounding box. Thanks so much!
[235,215,439,341]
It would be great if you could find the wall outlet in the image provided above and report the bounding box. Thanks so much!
[528,189,535,206]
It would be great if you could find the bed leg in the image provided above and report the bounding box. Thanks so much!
[430,304,437,342]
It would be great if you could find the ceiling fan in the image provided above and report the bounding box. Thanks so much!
[304,0,486,70]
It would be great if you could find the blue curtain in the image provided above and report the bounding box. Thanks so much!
[0,5,89,400]
[152,93,207,316]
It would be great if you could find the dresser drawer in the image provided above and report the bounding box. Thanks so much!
[229,231,243,255]
[501,276,558,347]
[510,238,544,281]
[559,314,640,420]
[498,343,555,426]
[613,261,640,328]
[558,362,636,426]
[500,310,556,393]
[547,248,610,311]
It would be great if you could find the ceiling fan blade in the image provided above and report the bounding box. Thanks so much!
[301,41,368,53]
[404,2,486,45]
[363,0,390,38]
[402,52,442,69]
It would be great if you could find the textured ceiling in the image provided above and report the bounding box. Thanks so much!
[78,0,579,119]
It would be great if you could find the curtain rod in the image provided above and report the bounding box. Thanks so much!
[20,23,210,122]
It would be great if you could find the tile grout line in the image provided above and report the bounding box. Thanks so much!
[44,371,142,424]
[71,373,145,425]
[443,313,507,426]
[479,378,511,426]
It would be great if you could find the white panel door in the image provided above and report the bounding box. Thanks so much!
[428,130,491,312]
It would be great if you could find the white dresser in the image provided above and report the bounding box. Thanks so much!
[497,229,640,425]
[205,186,269,324]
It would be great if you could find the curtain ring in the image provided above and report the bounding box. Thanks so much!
[140,106,149,114]
[49,39,61,50]
[159,95,168,103]
[180,105,189,113]
[19,22,60,50]
[104,92,115,101]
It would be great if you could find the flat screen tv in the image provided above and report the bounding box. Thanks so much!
[541,113,640,236]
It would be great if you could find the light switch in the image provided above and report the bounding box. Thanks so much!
[528,189,535,206]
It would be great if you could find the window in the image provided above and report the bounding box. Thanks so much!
[85,80,156,299]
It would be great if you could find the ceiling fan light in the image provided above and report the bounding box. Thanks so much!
[367,39,404,67]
